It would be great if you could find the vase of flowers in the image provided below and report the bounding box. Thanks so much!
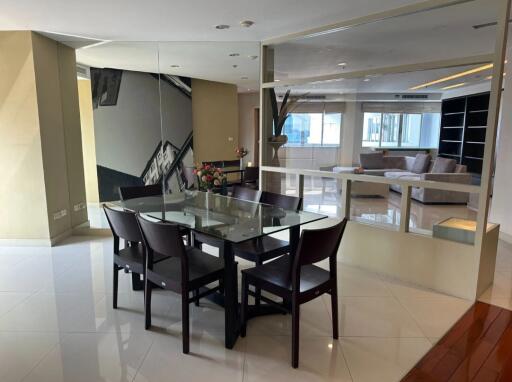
[235,146,249,169]
[194,164,226,192]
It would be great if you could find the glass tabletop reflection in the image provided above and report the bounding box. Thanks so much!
[111,190,327,244]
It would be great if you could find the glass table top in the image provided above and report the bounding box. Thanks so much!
[111,190,327,243]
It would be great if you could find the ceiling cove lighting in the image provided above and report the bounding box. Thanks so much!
[215,24,230,30]
[410,63,494,90]
[441,82,467,90]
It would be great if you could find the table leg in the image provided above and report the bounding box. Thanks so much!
[221,241,239,349]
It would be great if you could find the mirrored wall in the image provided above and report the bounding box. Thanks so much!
[73,41,260,227]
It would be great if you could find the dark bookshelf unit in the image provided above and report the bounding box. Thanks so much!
[438,92,489,174]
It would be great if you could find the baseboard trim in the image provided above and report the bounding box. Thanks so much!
[499,231,512,245]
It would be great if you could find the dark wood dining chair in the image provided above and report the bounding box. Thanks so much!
[231,185,261,202]
[119,183,191,244]
[118,184,162,201]
[103,205,168,307]
[243,166,259,189]
[240,218,347,368]
[260,190,303,211]
[233,190,303,306]
[137,214,225,354]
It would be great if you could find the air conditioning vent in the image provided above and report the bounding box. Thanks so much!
[76,64,90,79]
[302,95,326,100]
[397,94,429,100]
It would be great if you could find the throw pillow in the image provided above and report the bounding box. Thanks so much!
[431,157,457,173]
[412,153,431,174]
[360,152,385,169]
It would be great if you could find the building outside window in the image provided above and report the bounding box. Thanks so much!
[362,111,441,148]
[282,111,342,147]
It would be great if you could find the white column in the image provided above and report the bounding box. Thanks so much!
[490,59,512,241]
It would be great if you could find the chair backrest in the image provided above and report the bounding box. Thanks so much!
[294,219,347,270]
[244,166,259,183]
[260,191,303,211]
[118,184,162,201]
[182,167,197,189]
[103,204,143,243]
[232,185,261,202]
[137,215,186,266]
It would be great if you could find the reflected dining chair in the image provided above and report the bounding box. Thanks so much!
[231,185,261,202]
[233,190,303,306]
[103,205,168,305]
[240,219,347,368]
[118,184,162,201]
[137,215,225,354]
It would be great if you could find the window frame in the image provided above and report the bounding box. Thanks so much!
[362,111,440,149]
[283,110,342,147]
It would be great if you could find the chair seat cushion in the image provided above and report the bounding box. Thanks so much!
[234,236,290,262]
[242,255,330,293]
[148,247,224,287]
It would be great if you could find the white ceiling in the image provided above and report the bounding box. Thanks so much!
[1,0,425,42]
[2,0,505,93]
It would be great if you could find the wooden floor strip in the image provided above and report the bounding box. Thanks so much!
[402,302,512,382]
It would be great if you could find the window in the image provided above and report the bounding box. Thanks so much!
[362,112,440,148]
[362,113,381,147]
[283,112,342,146]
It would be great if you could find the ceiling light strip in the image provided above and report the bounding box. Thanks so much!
[409,63,493,90]
[261,54,494,88]
[441,82,467,90]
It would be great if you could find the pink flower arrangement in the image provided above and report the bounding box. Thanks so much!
[194,164,226,191]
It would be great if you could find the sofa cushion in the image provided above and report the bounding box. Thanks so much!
[360,152,385,169]
[411,153,431,174]
[431,157,456,173]
[364,169,405,176]
[384,171,421,181]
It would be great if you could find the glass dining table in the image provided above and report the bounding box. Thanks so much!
[112,190,327,349]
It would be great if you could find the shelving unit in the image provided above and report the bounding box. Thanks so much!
[438,92,489,174]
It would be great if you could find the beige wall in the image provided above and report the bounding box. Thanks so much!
[238,92,259,165]
[77,80,100,204]
[192,79,238,164]
[0,31,50,240]
[0,31,87,244]
[57,43,88,226]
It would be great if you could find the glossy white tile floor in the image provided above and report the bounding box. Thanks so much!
[2,235,511,382]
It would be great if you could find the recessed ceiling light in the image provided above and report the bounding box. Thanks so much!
[442,82,467,90]
[274,79,281,82]
[363,78,371,82]
[232,64,238,68]
[170,65,180,68]
[215,24,230,30]
[229,53,240,57]
[241,76,248,80]
[485,75,493,80]
[240,20,255,28]
[337,62,347,67]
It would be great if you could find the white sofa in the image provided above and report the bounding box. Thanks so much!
[360,153,471,204]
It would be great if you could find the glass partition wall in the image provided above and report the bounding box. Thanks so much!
[75,41,260,228]
[259,0,508,242]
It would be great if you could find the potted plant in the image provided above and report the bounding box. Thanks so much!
[268,89,302,165]
[194,164,226,192]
